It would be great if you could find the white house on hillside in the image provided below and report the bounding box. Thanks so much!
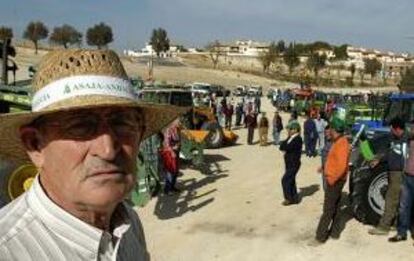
[124,43,183,58]
[235,40,269,56]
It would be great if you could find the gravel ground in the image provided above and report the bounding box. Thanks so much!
[137,98,413,261]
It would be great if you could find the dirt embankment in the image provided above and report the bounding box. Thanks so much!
[11,47,397,93]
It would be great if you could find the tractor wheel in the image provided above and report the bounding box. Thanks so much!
[350,162,387,225]
[201,122,224,149]
[0,160,37,208]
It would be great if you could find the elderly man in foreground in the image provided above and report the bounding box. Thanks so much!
[0,49,184,260]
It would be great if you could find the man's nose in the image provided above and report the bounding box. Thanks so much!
[90,122,121,160]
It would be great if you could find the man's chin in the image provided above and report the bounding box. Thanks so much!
[85,186,132,206]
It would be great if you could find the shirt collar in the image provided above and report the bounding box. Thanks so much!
[288,133,299,143]
[27,175,131,255]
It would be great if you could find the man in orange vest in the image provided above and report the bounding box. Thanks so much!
[314,117,350,243]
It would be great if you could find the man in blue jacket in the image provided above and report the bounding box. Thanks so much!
[280,121,303,205]
[304,112,318,157]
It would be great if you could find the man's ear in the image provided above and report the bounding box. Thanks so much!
[20,127,45,168]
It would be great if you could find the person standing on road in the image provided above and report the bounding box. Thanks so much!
[258,112,269,146]
[304,112,318,157]
[315,112,328,154]
[163,119,182,195]
[245,110,257,145]
[289,110,298,123]
[224,102,234,130]
[388,122,414,243]
[235,102,243,126]
[315,117,350,243]
[255,94,261,113]
[317,124,332,191]
[369,118,408,236]
[279,121,303,205]
[272,110,283,145]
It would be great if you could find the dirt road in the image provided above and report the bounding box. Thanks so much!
[137,98,412,261]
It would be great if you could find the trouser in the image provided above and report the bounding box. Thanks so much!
[321,172,327,192]
[378,171,403,229]
[305,137,317,156]
[225,116,232,130]
[273,130,281,145]
[235,113,242,126]
[310,138,317,156]
[397,174,414,237]
[247,127,255,144]
[316,179,346,241]
[217,115,224,127]
[164,172,177,193]
[281,164,301,201]
[318,132,325,152]
[259,127,268,146]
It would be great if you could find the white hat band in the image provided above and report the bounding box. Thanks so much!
[32,75,137,112]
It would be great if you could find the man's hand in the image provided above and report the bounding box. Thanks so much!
[317,166,323,173]
[369,159,380,168]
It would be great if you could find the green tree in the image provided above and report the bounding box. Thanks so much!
[86,22,113,49]
[399,66,414,91]
[23,21,49,54]
[283,43,300,75]
[333,44,348,60]
[310,41,332,52]
[0,26,13,41]
[349,63,356,83]
[150,28,170,57]
[258,41,279,73]
[306,52,327,78]
[206,40,224,69]
[49,24,82,49]
[276,40,286,53]
[364,58,382,83]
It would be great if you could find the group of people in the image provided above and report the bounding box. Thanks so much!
[278,114,351,244]
[303,112,328,157]
[367,118,414,244]
[214,97,234,130]
[279,111,414,245]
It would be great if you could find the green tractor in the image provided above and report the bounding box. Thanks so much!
[0,79,38,208]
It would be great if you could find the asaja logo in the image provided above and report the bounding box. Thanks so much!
[63,84,72,94]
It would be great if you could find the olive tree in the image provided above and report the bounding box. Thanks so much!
[86,22,113,49]
[150,28,170,57]
[50,24,82,48]
[23,21,49,54]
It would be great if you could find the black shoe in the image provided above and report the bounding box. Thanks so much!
[282,198,300,206]
[388,234,407,242]
[171,187,181,193]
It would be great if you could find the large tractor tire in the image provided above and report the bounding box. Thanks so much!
[201,122,224,149]
[350,162,388,225]
[0,160,37,208]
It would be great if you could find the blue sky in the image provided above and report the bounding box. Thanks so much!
[1,0,413,53]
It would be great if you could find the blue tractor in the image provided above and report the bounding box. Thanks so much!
[350,92,414,225]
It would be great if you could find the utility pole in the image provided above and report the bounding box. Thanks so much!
[147,53,154,81]
[1,39,9,85]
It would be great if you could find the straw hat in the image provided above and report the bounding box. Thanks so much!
[0,49,187,163]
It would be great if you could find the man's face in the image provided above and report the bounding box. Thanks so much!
[391,126,404,138]
[24,107,144,210]
[288,128,298,136]
[325,128,332,140]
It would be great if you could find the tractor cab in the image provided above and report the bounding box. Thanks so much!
[349,91,414,225]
